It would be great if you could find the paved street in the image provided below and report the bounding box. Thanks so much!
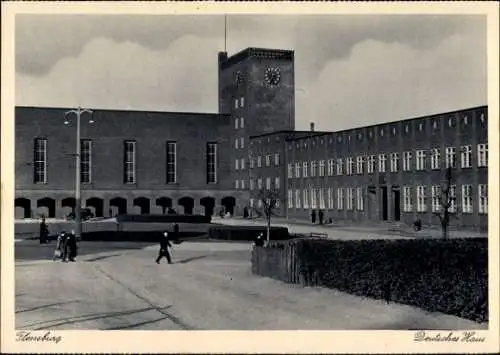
[15,240,485,330]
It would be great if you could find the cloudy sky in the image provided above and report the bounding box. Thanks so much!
[16,14,486,131]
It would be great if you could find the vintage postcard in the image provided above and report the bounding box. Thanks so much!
[1,1,499,353]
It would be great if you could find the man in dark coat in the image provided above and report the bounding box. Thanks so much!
[39,216,49,244]
[318,210,324,225]
[173,223,180,243]
[64,231,78,262]
[311,210,316,224]
[156,232,173,264]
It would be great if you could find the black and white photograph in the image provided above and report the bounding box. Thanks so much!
[1,1,499,354]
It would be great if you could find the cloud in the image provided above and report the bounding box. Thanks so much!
[296,30,486,131]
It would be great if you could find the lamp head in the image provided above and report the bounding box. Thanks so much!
[64,120,70,125]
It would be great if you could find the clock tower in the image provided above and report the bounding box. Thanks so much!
[218,47,295,136]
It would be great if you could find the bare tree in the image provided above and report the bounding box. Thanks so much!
[250,187,282,245]
[433,166,458,239]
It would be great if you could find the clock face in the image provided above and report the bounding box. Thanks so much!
[265,67,281,86]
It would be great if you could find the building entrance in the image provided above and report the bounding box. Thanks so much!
[392,186,401,222]
[380,186,388,221]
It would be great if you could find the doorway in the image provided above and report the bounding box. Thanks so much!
[380,186,388,221]
[392,187,401,221]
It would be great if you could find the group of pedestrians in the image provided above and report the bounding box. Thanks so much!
[53,231,78,262]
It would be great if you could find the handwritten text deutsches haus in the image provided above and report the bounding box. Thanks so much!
[414,331,485,343]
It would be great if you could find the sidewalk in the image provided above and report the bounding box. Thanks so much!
[15,242,486,330]
[212,216,487,240]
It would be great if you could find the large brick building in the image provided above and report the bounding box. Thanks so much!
[15,46,488,230]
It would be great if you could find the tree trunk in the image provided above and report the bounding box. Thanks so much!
[266,215,271,244]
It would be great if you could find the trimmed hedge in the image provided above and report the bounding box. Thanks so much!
[116,214,211,224]
[209,225,291,241]
[252,238,488,323]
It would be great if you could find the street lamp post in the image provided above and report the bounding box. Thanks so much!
[64,107,94,241]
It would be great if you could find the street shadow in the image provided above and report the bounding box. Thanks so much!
[20,306,159,330]
[16,301,77,314]
[106,306,173,330]
[176,255,209,264]
[84,254,122,262]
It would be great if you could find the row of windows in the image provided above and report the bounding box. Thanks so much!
[287,113,487,150]
[286,184,488,214]
[287,144,488,178]
[33,139,218,185]
[250,198,280,209]
[249,153,281,168]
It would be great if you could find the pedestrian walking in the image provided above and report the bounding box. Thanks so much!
[255,232,265,247]
[39,216,49,244]
[66,231,78,262]
[156,232,173,264]
[311,210,316,224]
[52,231,66,261]
[318,210,324,225]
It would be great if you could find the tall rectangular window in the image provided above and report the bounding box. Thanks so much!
[390,153,399,172]
[477,143,488,167]
[303,189,309,209]
[287,163,293,179]
[240,137,245,149]
[461,145,472,168]
[295,162,300,178]
[240,158,245,170]
[303,162,308,178]
[310,187,317,209]
[327,188,334,209]
[319,160,325,176]
[356,187,364,211]
[241,179,245,189]
[257,156,262,167]
[431,148,440,169]
[416,185,427,212]
[240,97,245,107]
[235,180,239,189]
[346,157,353,175]
[274,153,280,166]
[431,185,441,212]
[166,141,176,184]
[449,185,457,213]
[403,186,412,212]
[81,140,92,184]
[479,184,488,214]
[250,178,254,190]
[235,138,239,149]
[327,159,334,176]
[310,160,317,177]
[295,189,301,209]
[336,158,343,175]
[403,151,413,171]
[266,177,271,190]
[367,155,375,174]
[319,188,325,209]
[378,154,387,173]
[445,147,456,168]
[265,154,271,167]
[257,178,263,189]
[275,177,280,189]
[288,190,294,209]
[462,185,473,214]
[249,156,254,169]
[34,138,47,184]
[337,188,344,210]
[235,159,239,170]
[240,117,245,128]
[416,150,425,171]
[356,156,364,175]
[346,187,354,210]
[206,143,217,184]
[234,118,239,129]
[124,140,136,184]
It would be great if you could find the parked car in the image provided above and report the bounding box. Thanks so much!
[66,208,94,221]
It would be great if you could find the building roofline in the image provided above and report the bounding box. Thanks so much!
[287,105,488,142]
[15,106,230,118]
[220,47,294,69]
[250,130,330,139]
